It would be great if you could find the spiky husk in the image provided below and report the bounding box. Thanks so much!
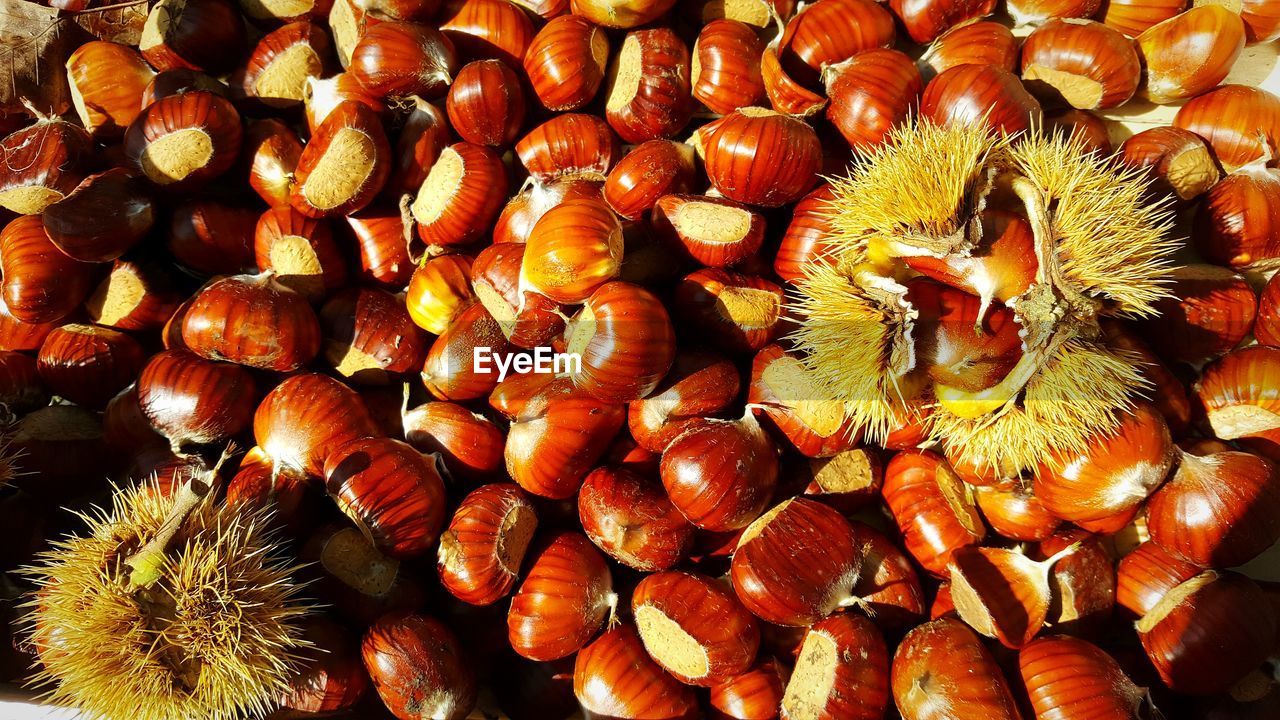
[797,119,1176,472]
[21,480,311,720]
[824,121,1002,259]
[930,341,1149,475]
[790,261,919,440]
[1007,133,1177,316]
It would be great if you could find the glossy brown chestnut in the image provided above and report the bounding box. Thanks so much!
[1139,6,1245,104]
[521,197,624,304]
[919,21,1019,78]
[167,200,258,276]
[141,68,230,107]
[523,16,610,112]
[571,0,675,27]
[889,0,998,43]
[255,373,380,478]
[975,482,1060,542]
[779,0,896,86]
[1020,19,1141,110]
[325,437,447,559]
[629,350,740,453]
[1140,264,1256,363]
[1174,84,1280,172]
[574,625,698,720]
[140,0,246,74]
[383,97,449,202]
[882,450,985,576]
[1100,0,1186,36]
[710,659,786,720]
[439,0,536,67]
[66,41,154,139]
[730,497,861,626]
[700,107,821,207]
[508,531,614,661]
[238,21,333,108]
[0,215,94,325]
[305,522,430,624]
[137,349,256,450]
[1195,162,1280,270]
[517,114,622,183]
[775,184,838,284]
[672,268,786,354]
[1116,541,1203,618]
[1034,403,1175,531]
[1119,126,1221,201]
[495,178,604,245]
[362,613,477,720]
[421,302,511,401]
[0,297,56,354]
[652,194,764,268]
[947,544,1081,648]
[404,254,473,336]
[604,28,693,143]
[578,465,694,572]
[632,571,759,686]
[125,90,243,191]
[1147,449,1280,568]
[920,64,1042,135]
[891,618,1022,720]
[225,446,318,534]
[500,376,625,498]
[446,60,524,148]
[403,401,504,481]
[437,483,537,605]
[823,49,922,151]
[781,613,889,720]
[36,324,145,411]
[1258,273,1280,347]
[41,169,153,263]
[182,273,321,372]
[564,281,675,402]
[349,21,456,100]
[661,412,778,532]
[604,140,696,221]
[0,118,90,216]
[691,19,766,115]
[8,405,106,495]
[761,46,827,118]
[347,206,415,289]
[255,207,348,301]
[1136,570,1277,696]
[1018,636,1147,720]
[750,343,860,459]
[303,72,385,133]
[411,142,508,247]
[319,287,427,385]
[291,101,390,218]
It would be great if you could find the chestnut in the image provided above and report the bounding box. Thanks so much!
[255,207,348,301]
[661,412,778,532]
[604,140,697,221]
[882,450,985,576]
[517,113,622,183]
[523,15,610,112]
[730,497,861,626]
[66,42,154,139]
[779,0,897,85]
[347,206,416,289]
[42,169,154,263]
[750,343,860,458]
[1174,84,1280,172]
[290,101,390,218]
[0,118,91,215]
[604,28,694,143]
[324,437,447,559]
[421,302,511,401]
[564,281,676,403]
[403,401,505,482]
[710,659,786,720]
[824,49,923,151]
[36,324,146,411]
[889,0,997,44]
[282,618,369,714]
[578,465,694,572]
[349,21,457,100]
[440,0,536,67]
[1119,126,1221,201]
[446,59,525,148]
[182,273,321,372]
[411,142,508,247]
[139,0,246,75]
[781,613,889,720]
[405,254,474,335]
[891,617,1022,720]
[254,373,380,478]
[362,613,477,720]
[632,571,759,686]
[571,0,675,27]
[386,96,449,201]
[0,351,48,412]
[700,107,821,207]
[574,625,698,720]
[137,349,257,451]
[437,483,537,606]
[125,90,243,191]
[1138,264,1257,363]
[167,200,259,276]
[921,64,1043,135]
[629,349,740,453]
[672,268,786,354]
[1020,19,1141,110]
[1019,636,1147,719]
[508,531,614,661]
[1138,6,1245,104]
[0,215,94,325]
[237,21,333,108]
[691,19,766,115]
[521,197,624,304]
[919,20,1019,77]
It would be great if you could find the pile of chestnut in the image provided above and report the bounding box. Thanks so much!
[1,0,1280,717]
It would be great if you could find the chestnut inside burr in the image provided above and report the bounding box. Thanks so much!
[780,630,838,720]
[303,128,376,211]
[634,604,711,680]
[140,128,215,184]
